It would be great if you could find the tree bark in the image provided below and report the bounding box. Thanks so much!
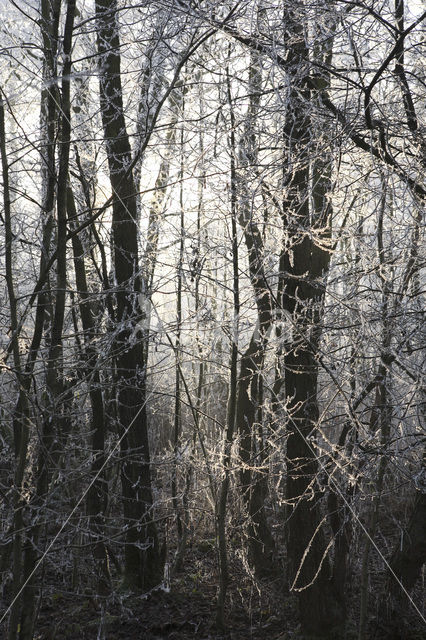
[95,0,161,589]
[280,5,344,634]
[217,65,240,626]
[235,12,276,575]
[17,2,75,637]
[68,186,111,595]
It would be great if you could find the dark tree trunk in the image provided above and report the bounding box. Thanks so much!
[68,187,111,595]
[281,215,344,636]
[95,0,161,590]
[284,342,343,634]
[236,337,276,576]
[171,124,185,557]
[216,73,239,623]
[390,489,426,590]
[236,197,276,576]
[16,1,74,637]
[378,450,426,637]
[234,22,276,574]
[280,6,344,634]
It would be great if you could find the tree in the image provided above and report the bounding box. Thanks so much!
[95,0,162,590]
[0,1,424,638]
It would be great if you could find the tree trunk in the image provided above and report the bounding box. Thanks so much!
[171,120,185,561]
[284,326,343,635]
[237,337,276,576]
[377,445,426,637]
[217,67,240,626]
[68,186,111,595]
[235,13,276,575]
[18,3,75,637]
[95,0,162,590]
[280,5,343,634]
[358,178,393,640]
[390,487,426,589]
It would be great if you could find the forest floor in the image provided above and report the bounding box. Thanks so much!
[33,540,302,640]
[4,535,423,639]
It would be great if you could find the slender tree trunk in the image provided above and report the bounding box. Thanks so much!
[387,484,426,600]
[235,14,276,576]
[18,2,75,637]
[378,437,426,635]
[67,187,111,595]
[1,86,28,640]
[216,63,240,628]
[174,109,207,572]
[2,72,56,640]
[95,0,161,589]
[358,178,393,640]
[139,82,185,340]
[171,120,185,560]
[327,215,363,600]
[2,0,59,625]
[236,336,276,575]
